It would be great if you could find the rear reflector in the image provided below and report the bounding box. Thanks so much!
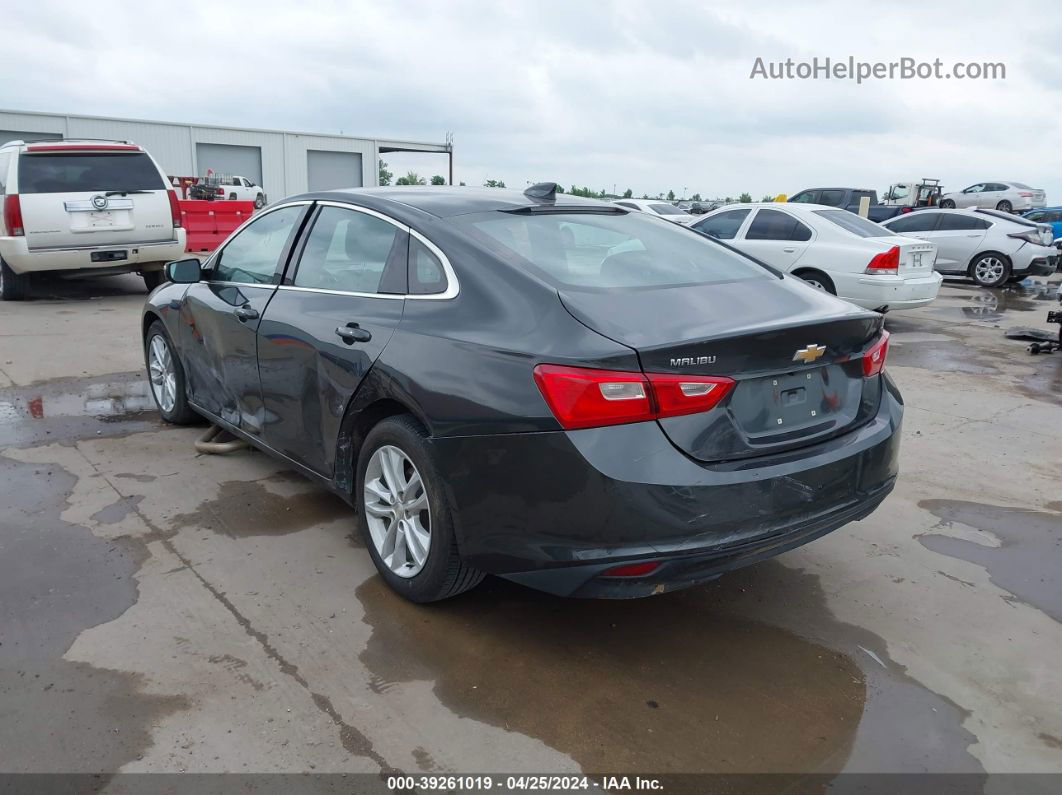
[167,190,182,228]
[533,364,735,430]
[865,246,900,275]
[3,194,23,236]
[862,330,890,377]
[600,561,661,578]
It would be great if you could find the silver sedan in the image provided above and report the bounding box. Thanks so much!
[939,181,1046,212]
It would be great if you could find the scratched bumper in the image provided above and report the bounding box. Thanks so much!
[429,373,903,598]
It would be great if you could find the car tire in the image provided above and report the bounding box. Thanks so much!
[969,253,1011,288]
[254,194,265,209]
[996,200,1012,213]
[940,199,956,209]
[144,321,198,425]
[795,270,836,294]
[357,414,484,603]
[0,257,31,301]
[142,269,165,292]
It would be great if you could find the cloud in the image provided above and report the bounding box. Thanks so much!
[2,0,1059,199]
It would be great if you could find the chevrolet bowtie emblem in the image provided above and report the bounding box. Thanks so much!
[793,344,826,364]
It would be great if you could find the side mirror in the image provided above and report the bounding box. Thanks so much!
[166,258,202,284]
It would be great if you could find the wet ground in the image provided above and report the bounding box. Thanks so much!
[1,273,1061,785]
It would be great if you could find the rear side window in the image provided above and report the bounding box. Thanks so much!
[937,214,991,231]
[457,210,771,290]
[818,190,845,207]
[746,209,812,241]
[409,238,447,295]
[813,209,894,238]
[649,203,683,216]
[692,209,749,240]
[0,151,10,193]
[17,152,166,194]
[886,213,939,233]
[294,206,401,294]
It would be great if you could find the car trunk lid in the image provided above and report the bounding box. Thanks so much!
[559,277,884,462]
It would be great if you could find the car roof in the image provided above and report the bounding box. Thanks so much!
[287,186,611,219]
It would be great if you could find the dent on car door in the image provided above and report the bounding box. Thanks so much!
[736,208,812,271]
[257,204,407,476]
[179,203,308,431]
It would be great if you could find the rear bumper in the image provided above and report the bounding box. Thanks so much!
[430,373,903,598]
[1019,256,1057,277]
[838,271,942,310]
[0,233,186,273]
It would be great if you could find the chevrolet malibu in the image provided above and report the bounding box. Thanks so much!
[142,184,902,602]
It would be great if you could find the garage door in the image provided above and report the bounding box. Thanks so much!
[0,130,62,146]
[307,150,362,191]
[195,143,263,186]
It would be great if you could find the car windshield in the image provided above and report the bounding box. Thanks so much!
[18,152,165,193]
[813,209,894,238]
[455,210,774,290]
[649,203,684,215]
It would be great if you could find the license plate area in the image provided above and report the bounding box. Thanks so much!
[730,363,863,443]
[91,250,128,262]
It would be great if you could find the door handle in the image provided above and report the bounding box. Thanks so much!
[966,234,981,238]
[783,247,796,253]
[234,306,259,321]
[335,323,372,344]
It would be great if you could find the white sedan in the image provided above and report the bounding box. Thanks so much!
[689,203,942,311]
[612,199,696,224]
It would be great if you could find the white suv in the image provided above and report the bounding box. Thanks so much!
[0,139,187,300]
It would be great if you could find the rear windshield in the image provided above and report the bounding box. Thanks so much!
[975,208,1035,227]
[455,210,773,290]
[1011,182,1032,189]
[813,209,894,238]
[18,152,165,194]
[649,203,684,215]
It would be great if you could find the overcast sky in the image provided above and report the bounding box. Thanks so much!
[2,0,1059,200]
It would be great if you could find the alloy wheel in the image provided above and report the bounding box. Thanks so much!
[803,277,828,291]
[364,445,431,578]
[147,335,177,413]
[974,257,1006,285]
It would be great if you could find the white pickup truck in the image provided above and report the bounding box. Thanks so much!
[216,175,266,208]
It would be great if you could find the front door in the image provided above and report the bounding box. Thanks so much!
[258,203,408,476]
[180,203,308,433]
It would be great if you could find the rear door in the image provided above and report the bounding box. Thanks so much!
[923,213,990,271]
[15,147,174,250]
[735,208,813,271]
[257,202,408,476]
[180,203,309,432]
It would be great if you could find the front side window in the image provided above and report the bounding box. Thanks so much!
[790,191,817,203]
[693,209,750,240]
[213,205,303,284]
[885,212,939,233]
[814,209,894,238]
[294,206,401,294]
[457,210,771,290]
[889,185,910,201]
[745,209,812,241]
[964,184,985,194]
[17,152,166,194]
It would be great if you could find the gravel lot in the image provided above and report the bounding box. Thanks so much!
[1,272,1060,783]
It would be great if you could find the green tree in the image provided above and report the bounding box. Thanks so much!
[724,196,734,204]
[484,179,506,188]
[761,194,774,202]
[431,175,446,185]
[691,192,702,202]
[396,171,426,186]
[738,192,752,203]
[556,185,565,193]
[623,188,633,198]
[641,194,649,199]
[459,181,466,186]
[378,159,393,186]
[667,189,676,201]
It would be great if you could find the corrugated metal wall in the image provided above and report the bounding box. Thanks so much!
[0,110,414,199]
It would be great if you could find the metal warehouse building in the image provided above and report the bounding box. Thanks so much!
[0,109,452,197]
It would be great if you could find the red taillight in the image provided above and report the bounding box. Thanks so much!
[900,207,913,213]
[866,246,900,275]
[533,364,735,430]
[215,187,224,195]
[167,190,182,229]
[600,561,661,578]
[862,330,890,377]
[3,195,24,236]
[1019,192,1033,198]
